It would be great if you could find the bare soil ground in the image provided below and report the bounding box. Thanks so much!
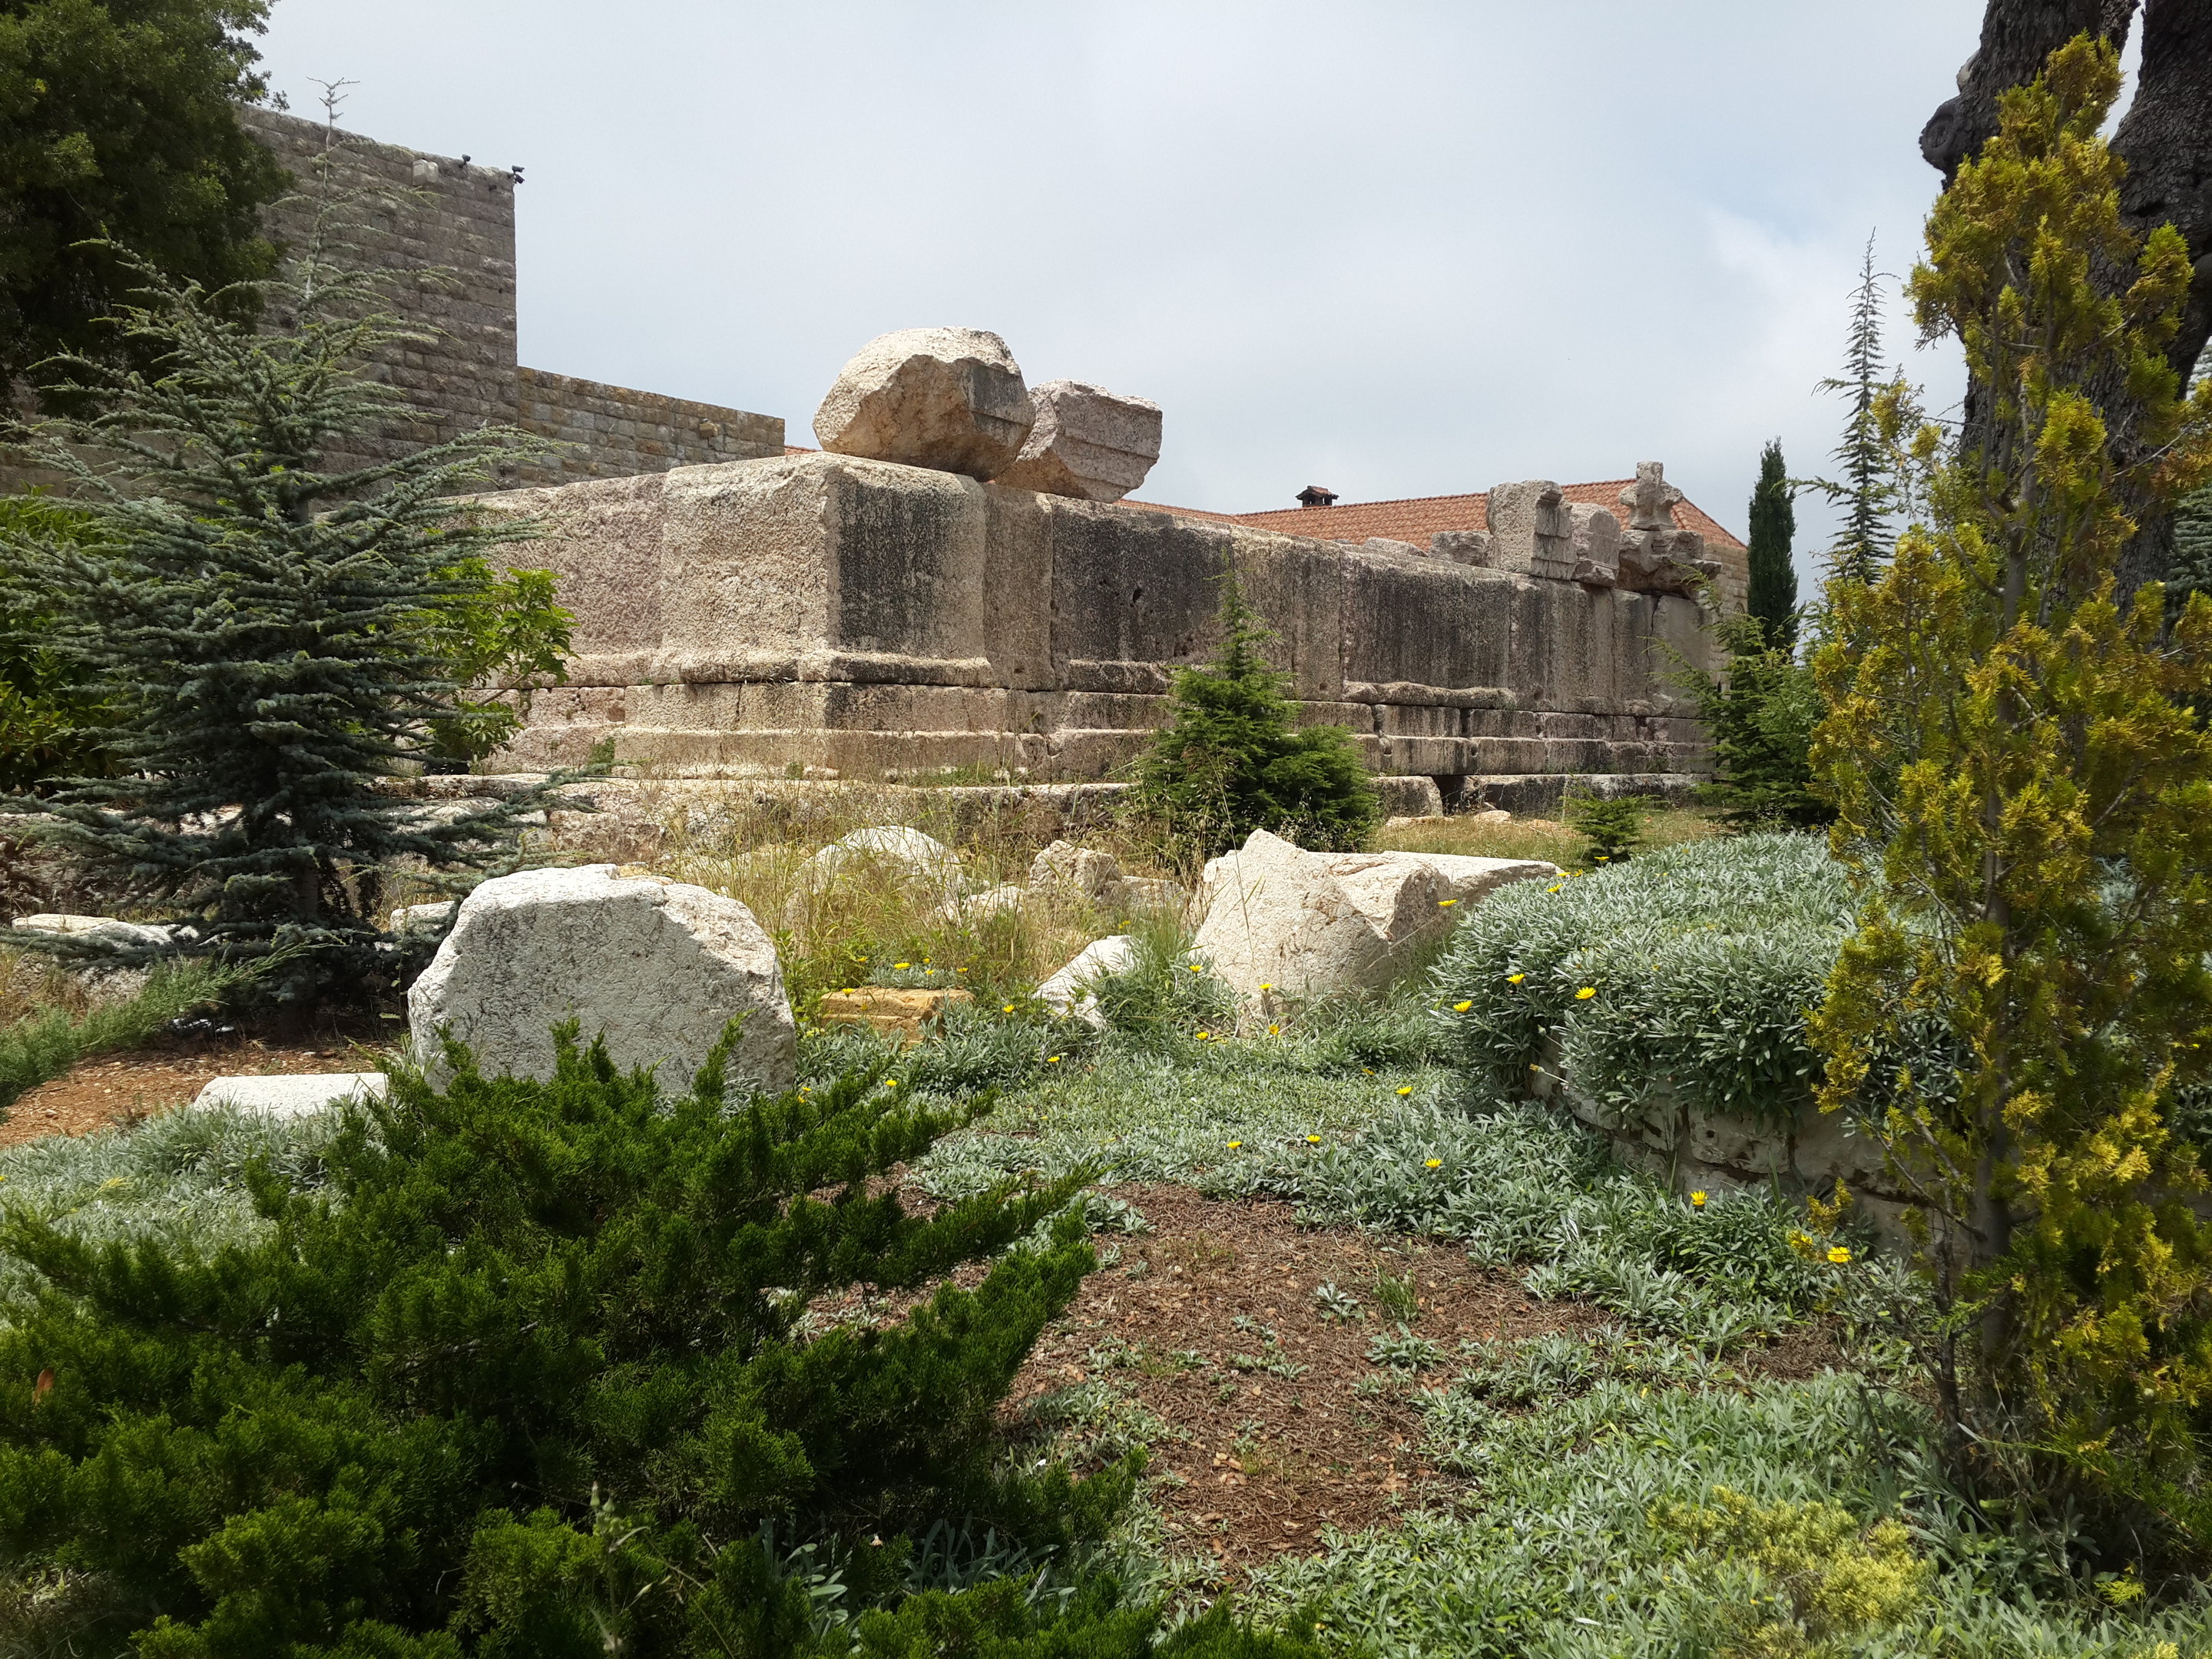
[1,1028,397,1151]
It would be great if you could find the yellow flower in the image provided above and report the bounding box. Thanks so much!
[1260,982,1273,991]
[1437,898,1459,907]
[1195,1030,1210,1040]
[1046,1055,1062,1063]
[885,1078,899,1088]
[1507,973,1525,985]
[1828,1245,1853,1265]
[1425,1158,1442,1169]
[1453,999,1472,1012]
[1546,884,1562,894]
[1690,1190,1707,1208]
[1003,1004,1015,1013]
[1227,1140,1243,1150]
[1396,1085,1413,1097]
[1575,986,1597,1000]
[1187,963,1204,972]
[893,962,910,970]
[1267,1023,1281,1035]
[1305,1134,1322,1144]
[1529,1063,1543,1072]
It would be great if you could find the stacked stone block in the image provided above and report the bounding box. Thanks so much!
[481,452,1719,796]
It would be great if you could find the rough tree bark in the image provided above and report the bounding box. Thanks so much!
[1920,0,2212,591]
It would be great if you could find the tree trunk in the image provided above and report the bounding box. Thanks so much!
[1922,0,2212,594]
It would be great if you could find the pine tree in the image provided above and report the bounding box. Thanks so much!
[0,224,568,1009]
[1808,38,2212,1549]
[1744,439,1798,648]
[1816,237,1900,584]
[1132,575,1379,857]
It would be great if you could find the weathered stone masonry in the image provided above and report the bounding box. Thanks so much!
[482,452,1716,796]
[239,109,783,482]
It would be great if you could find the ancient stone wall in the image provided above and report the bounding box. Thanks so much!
[515,368,785,485]
[482,452,1716,793]
[241,107,523,468]
[0,108,783,492]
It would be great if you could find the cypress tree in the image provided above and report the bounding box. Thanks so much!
[1132,575,1379,856]
[0,226,567,1009]
[1743,438,1797,648]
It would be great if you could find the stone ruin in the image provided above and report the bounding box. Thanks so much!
[484,327,1727,807]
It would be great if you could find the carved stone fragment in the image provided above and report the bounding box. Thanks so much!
[993,379,1161,501]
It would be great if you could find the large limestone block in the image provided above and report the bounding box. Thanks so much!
[193,1073,389,1120]
[1194,830,1436,999]
[409,865,796,1092]
[994,379,1161,502]
[1029,838,1124,901]
[813,327,1035,480]
[1485,480,1575,578]
[1566,503,1619,586]
[1194,830,1555,1000]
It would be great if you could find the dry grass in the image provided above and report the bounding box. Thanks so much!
[619,785,1191,1012]
[0,945,98,1028]
[1376,806,1723,868]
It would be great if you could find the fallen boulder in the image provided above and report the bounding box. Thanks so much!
[1036,935,1140,1026]
[812,326,1035,479]
[1194,830,1555,1000]
[409,864,796,1092]
[993,379,1161,502]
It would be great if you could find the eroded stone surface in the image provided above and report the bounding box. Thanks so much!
[813,327,1035,479]
[1029,839,1125,900]
[1485,480,1575,578]
[993,379,1161,502]
[1567,503,1619,586]
[193,1073,388,1119]
[1196,830,1555,1001]
[1037,935,1139,1025]
[409,864,795,1091]
[815,986,972,1042]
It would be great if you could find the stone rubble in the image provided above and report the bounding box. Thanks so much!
[812,326,1035,480]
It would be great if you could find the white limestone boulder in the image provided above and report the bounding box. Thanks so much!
[1194,830,1556,1000]
[409,865,796,1093]
[1036,934,1140,1026]
[993,379,1161,502]
[813,326,1035,480]
[1485,479,1575,579]
[193,1072,388,1121]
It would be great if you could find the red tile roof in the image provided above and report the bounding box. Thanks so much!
[1128,481,1744,551]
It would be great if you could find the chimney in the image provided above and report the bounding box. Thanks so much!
[1296,484,1338,508]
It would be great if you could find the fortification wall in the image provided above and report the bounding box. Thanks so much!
[482,452,1716,790]
[241,107,523,465]
[0,109,783,492]
[515,368,786,485]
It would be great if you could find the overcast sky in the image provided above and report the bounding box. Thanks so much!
[253,2,2026,572]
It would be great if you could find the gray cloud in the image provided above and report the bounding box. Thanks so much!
[260,0,1995,577]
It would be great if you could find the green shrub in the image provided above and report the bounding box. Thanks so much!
[1429,833,1852,1128]
[1561,791,1647,867]
[1131,577,1377,858]
[1686,614,1833,832]
[0,958,245,1113]
[0,498,115,793]
[0,1025,1151,1656]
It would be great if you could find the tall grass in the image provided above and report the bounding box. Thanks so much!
[630,783,1192,1009]
[0,958,246,1114]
